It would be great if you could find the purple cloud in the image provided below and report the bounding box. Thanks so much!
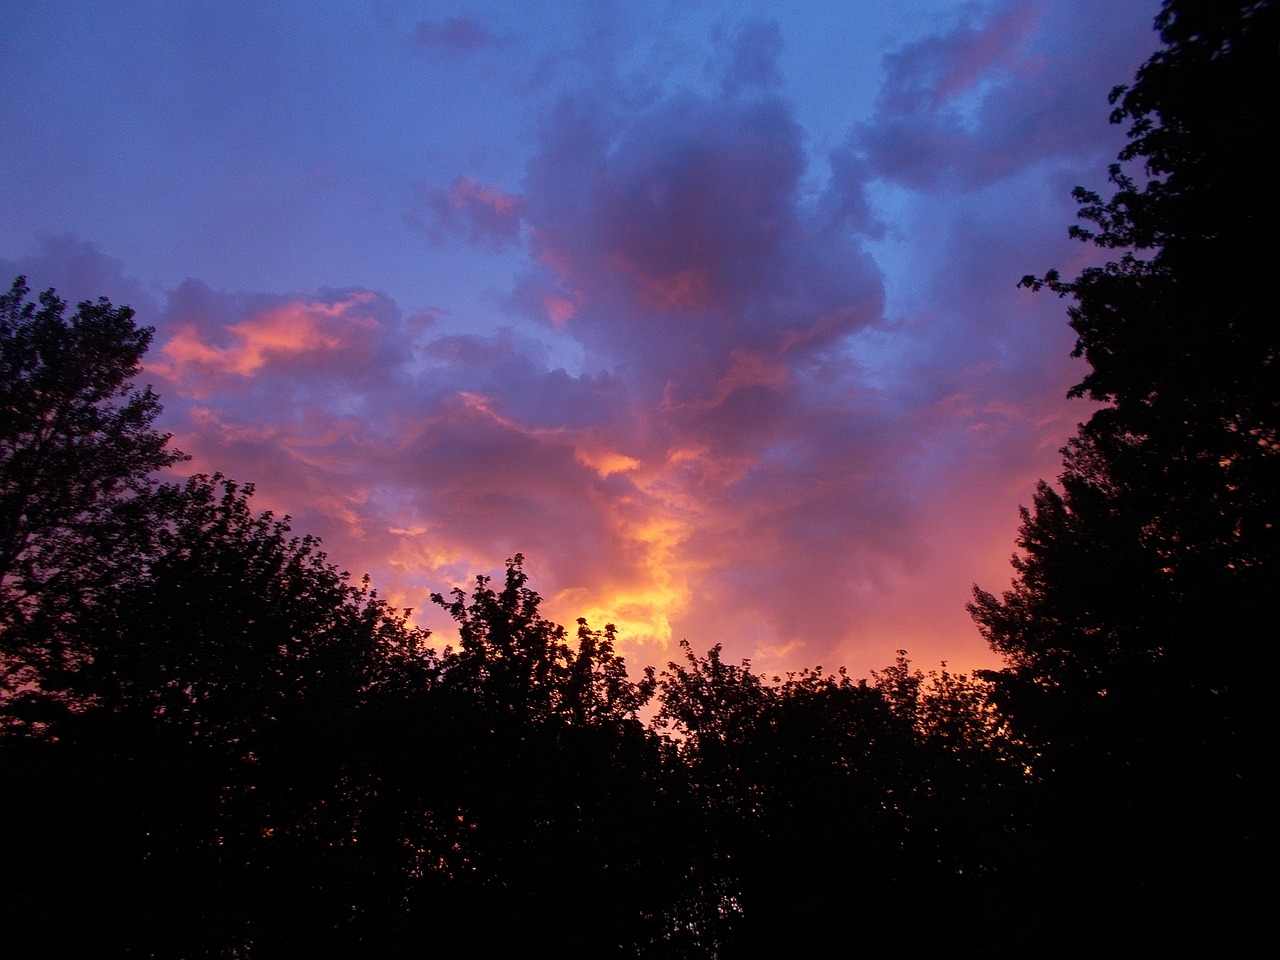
[408,16,506,55]
[717,20,785,96]
[0,2,1166,679]
[410,177,526,251]
[851,0,1156,191]
[520,88,882,398]
[0,235,159,320]
[131,12,1107,673]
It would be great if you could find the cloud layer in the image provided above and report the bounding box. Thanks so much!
[0,1,1162,676]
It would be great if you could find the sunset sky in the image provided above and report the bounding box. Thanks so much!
[1,0,1161,678]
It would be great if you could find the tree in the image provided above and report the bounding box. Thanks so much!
[1,473,440,958]
[431,554,575,721]
[412,558,676,957]
[645,646,1026,957]
[55,473,431,735]
[970,0,1277,753]
[431,554,655,725]
[1,473,436,954]
[0,277,185,693]
[969,1,1275,947]
[0,277,688,955]
[972,0,1277,760]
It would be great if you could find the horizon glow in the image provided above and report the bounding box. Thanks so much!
[0,0,1161,678]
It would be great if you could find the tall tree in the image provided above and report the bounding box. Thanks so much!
[973,0,1276,770]
[0,277,185,693]
[969,1,1275,947]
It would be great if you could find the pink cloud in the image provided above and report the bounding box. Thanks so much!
[877,2,1039,114]
[137,49,1081,675]
[154,295,378,380]
[2,4,1165,682]
[411,177,525,251]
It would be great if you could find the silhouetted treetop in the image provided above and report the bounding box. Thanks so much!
[982,0,1278,708]
[430,554,654,725]
[54,474,433,739]
[1,277,186,695]
[971,6,1272,947]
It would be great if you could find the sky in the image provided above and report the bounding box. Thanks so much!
[0,0,1162,679]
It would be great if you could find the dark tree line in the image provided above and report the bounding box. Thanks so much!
[2,2,1270,955]
[969,0,1274,949]
[0,273,1016,956]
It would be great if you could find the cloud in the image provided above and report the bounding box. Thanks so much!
[409,177,526,251]
[480,73,938,667]
[155,295,379,381]
[3,5,1162,680]
[133,14,1099,674]
[148,281,401,400]
[520,88,882,396]
[408,16,506,55]
[849,0,1157,191]
[716,20,785,96]
[876,2,1038,116]
[0,235,159,320]
[132,65,914,669]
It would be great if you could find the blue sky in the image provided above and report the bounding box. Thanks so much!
[1,0,1161,676]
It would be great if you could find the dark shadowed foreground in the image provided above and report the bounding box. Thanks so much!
[2,2,1271,955]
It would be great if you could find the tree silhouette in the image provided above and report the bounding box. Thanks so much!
[650,645,1021,957]
[430,554,654,725]
[1,277,185,697]
[0,266,1044,956]
[1,474,435,957]
[58,474,429,735]
[970,1,1275,948]
[409,557,675,957]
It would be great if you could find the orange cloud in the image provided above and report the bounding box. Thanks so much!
[150,293,380,390]
[574,444,641,478]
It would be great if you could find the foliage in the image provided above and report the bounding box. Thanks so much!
[430,553,654,725]
[2,473,436,956]
[970,2,1274,949]
[650,644,1021,956]
[973,0,1276,765]
[0,277,185,693]
[53,473,431,734]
